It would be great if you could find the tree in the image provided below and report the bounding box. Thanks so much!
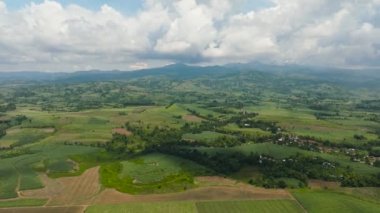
[374,160,380,168]
[0,128,5,138]
[277,180,287,188]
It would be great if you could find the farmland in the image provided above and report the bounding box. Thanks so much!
[0,199,47,208]
[86,200,304,213]
[86,201,197,213]
[292,189,380,213]
[100,153,210,194]
[1,64,380,212]
[195,200,304,213]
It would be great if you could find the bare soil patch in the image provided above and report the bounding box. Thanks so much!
[20,167,101,206]
[93,179,292,205]
[0,117,10,122]
[17,171,291,207]
[112,128,132,136]
[6,128,55,134]
[195,176,238,187]
[308,179,340,189]
[39,128,55,133]
[183,115,203,123]
[0,206,85,213]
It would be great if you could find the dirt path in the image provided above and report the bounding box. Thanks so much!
[15,176,21,198]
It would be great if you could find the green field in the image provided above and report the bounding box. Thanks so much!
[246,103,379,144]
[0,199,47,208]
[196,200,304,213]
[183,131,233,142]
[292,190,380,213]
[100,153,210,194]
[222,123,272,137]
[85,200,303,213]
[0,144,100,198]
[335,187,380,204]
[0,128,53,148]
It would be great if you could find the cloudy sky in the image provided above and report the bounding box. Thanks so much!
[0,0,379,72]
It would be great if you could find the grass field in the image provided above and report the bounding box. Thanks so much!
[0,128,53,148]
[183,131,234,142]
[222,124,272,138]
[86,201,197,213]
[6,107,134,145]
[196,200,304,213]
[0,144,100,199]
[335,187,380,204]
[85,200,303,213]
[123,104,189,129]
[121,154,186,183]
[245,103,379,144]
[0,199,47,208]
[292,189,380,213]
[100,153,210,194]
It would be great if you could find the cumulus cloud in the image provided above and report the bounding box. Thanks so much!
[0,0,379,71]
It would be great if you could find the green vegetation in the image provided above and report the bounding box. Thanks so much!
[335,187,380,204]
[86,200,303,213]
[0,144,100,198]
[86,201,197,213]
[183,131,231,142]
[1,64,380,210]
[196,200,304,213]
[0,128,53,148]
[292,189,380,213]
[100,153,210,194]
[0,199,47,208]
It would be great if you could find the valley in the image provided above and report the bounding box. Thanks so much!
[0,64,380,212]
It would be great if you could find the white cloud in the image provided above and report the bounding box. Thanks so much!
[0,2,6,12]
[154,0,217,56]
[0,0,379,71]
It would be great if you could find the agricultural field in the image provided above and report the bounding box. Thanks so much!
[222,123,272,138]
[246,103,379,144]
[0,199,47,208]
[195,200,304,213]
[86,201,197,213]
[1,64,380,212]
[85,200,304,213]
[183,131,234,143]
[100,153,210,194]
[0,144,100,199]
[292,189,380,213]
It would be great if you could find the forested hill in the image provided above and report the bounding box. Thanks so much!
[0,63,379,88]
[0,64,229,83]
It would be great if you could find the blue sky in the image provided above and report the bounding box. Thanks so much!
[2,0,144,14]
[2,0,272,14]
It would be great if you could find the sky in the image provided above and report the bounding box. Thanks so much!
[0,0,379,72]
